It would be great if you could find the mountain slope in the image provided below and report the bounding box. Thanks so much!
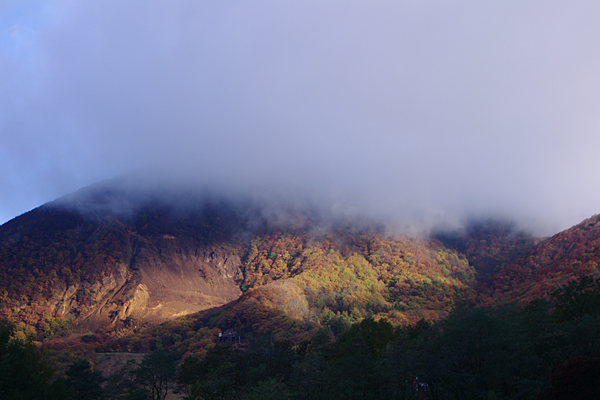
[4,181,600,344]
[0,183,477,339]
[480,214,600,304]
[0,189,249,335]
[433,219,539,281]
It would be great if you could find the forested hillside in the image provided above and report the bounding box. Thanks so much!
[3,183,600,399]
[433,219,538,281]
[0,206,127,336]
[0,184,476,342]
[480,214,600,305]
[0,191,251,338]
[6,275,600,399]
[2,183,599,343]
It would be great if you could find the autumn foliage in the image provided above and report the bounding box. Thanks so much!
[480,215,600,305]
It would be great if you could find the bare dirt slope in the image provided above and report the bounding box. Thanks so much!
[77,234,244,330]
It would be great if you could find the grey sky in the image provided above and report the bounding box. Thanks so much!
[1,1,600,235]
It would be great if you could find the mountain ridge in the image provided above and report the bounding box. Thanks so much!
[0,181,597,345]
[479,213,600,305]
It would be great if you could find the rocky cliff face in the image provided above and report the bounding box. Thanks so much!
[45,232,243,331]
[129,234,244,323]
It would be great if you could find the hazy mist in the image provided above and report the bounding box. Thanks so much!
[2,1,600,235]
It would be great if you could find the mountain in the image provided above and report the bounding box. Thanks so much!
[2,180,600,347]
[5,182,600,400]
[1,212,241,335]
[0,182,477,340]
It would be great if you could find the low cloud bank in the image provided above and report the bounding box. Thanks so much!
[2,1,600,235]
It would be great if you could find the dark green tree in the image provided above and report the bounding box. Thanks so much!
[136,352,177,400]
[105,359,148,400]
[290,351,330,400]
[377,319,432,399]
[0,321,68,400]
[325,318,395,400]
[549,275,600,322]
[241,377,293,400]
[65,359,105,400]
[420,306,549,399]
[181,344,244,400]
[550,356,600,400]
[546,276,600,363]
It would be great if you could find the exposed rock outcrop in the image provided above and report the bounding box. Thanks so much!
[45,231,243,331]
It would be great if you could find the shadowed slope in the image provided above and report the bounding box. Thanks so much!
[480,215,600,305]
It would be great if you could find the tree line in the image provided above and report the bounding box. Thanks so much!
[3,275,600,399]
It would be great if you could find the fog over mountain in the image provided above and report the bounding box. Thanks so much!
[2,1,600,235]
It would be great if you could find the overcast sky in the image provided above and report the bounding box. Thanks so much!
[1,1,600,235]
